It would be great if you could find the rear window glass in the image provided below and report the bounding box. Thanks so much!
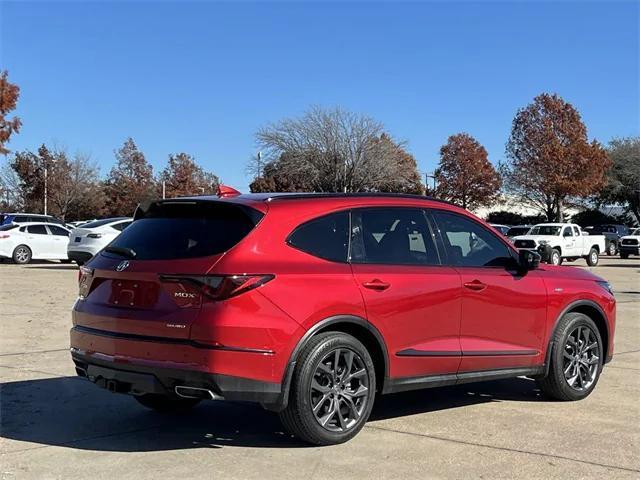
[106,201,263,260]
[82,218,128,229]
[287,212,349,262]
[0,224,18,231]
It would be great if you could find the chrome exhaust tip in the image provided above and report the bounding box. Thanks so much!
[174,385,223,400]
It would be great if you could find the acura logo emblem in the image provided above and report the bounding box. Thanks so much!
[116,260,130,272]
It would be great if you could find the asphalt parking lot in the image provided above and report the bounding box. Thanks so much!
[1,258,638,479]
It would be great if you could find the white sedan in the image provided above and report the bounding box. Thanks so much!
[0,222,72,264]
[67,217,132,265]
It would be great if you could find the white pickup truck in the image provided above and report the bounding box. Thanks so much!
[512,223,607,266]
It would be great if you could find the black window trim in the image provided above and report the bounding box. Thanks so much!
[428,208,519,270]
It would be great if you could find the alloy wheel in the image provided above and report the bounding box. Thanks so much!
[563,325,599,391]
[15,247,29,263]
[591,251,599,264]
[309,347,370,432]
[552,251,561,265]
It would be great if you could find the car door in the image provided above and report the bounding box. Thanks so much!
[350,207,462,380]
[561,226,579,256]
[24,224,51,258]
[430,210,547,373]
[46,225,70,258]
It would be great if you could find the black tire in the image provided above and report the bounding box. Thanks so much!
[620,252,629,259]
[12,245,32,264]
[279,331,376,445]
[607,241,617,256]
[134,393,201,412]
[585,247,599,266]
[537,312,603,401]
[550,249,562,265]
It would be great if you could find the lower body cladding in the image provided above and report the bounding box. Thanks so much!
[67,250,94,264]
[71,348,284,405]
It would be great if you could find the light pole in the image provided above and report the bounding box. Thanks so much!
[425,172,437,194]
[44,157,55,215]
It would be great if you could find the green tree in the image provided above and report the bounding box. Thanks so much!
[600,137,640,224]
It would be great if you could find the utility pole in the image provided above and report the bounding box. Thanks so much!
[425,172,437,194]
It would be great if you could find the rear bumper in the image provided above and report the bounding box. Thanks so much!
[71,348,285,406]
[67,250,94,264]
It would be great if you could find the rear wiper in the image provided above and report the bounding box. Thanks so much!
[104,246,137,258]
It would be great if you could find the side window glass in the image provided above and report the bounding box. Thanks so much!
[432,211,512,267]
[27,225,48,235]
[113,221,132,232]
[563,227,573,237]
[351,208,439,265]
[287,212,349,262]
[49,225,70,236]
[573,227,580,236]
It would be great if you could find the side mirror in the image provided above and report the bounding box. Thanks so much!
[519,249,540,271]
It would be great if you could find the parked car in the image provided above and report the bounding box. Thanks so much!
[587,224,630,256]
[0,222,71,263]
[67,217,132,265]
[0,212,65,226]
[506,225,532,239]
[619,228,640,259]
[513,223,607,266]
[70,191,616,446]
[490,223,510,235]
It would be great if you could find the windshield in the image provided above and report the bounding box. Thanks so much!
[529,225,561,236]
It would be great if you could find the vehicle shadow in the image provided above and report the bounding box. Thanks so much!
[0,375,543,452]
[25,264,78,270]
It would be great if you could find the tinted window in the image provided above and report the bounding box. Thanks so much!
[507,227,530,237]
[14,216,28,223]
[433,211,513,267]
[563,227,573,237]
[112,221,132,232]
[108,202,262,260]
[82,218,128,229]
[351,208,438,265]
[27,225,48,235]
[288,212,349,262]
[530,225,561,235]
[573,226,581,236]
[48,225,70,236]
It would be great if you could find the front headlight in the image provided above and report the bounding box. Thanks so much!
[596,280,614,295]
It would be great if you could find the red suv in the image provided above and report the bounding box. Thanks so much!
[70,192,616,445]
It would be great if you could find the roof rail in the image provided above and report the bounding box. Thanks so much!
[263,192,455,205]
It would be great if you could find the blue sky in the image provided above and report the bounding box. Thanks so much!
[2,1,638,191]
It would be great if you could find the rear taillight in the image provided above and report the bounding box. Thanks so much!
[160,274,274,306]
[78,266,94,298]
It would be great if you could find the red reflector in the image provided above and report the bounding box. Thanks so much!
[0,234,10,239]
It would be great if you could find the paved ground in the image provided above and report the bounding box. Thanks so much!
[0,257,638,479]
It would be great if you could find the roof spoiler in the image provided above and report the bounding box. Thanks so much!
[216,184,241,198]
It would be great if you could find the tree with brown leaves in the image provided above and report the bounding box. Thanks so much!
[503,93,610,221]
[160,152,219,198]
[0,71,22,155]
[434,133,501,210]
[103,138,156,217]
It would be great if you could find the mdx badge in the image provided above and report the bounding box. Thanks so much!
[115,260,130,272]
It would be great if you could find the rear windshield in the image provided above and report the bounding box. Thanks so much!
[82,218,128,229]
[507,227,530,236]
[106,201,263,260]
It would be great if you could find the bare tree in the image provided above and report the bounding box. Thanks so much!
[250,106,422,193]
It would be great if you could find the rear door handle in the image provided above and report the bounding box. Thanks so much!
[464,280,487,292]
[362,279,391,291]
